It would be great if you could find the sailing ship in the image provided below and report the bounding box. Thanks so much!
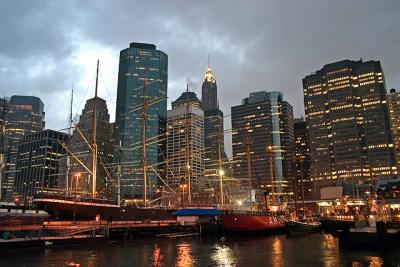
[286,153,320,233]
[218,137,286,232]
[33,60,175,221]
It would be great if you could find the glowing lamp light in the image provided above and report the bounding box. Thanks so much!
[237,200,243,206]
[219,170,225,176]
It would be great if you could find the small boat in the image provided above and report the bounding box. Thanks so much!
[287,219,321,234]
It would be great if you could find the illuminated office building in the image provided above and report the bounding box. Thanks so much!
[2,96,45,201]
[14,129,68,201]
[68,97,114,198]
[201,64,226,179]
[231,91,294,195]
[115,42,168,200]
[0,98,8,201]
[387,88,400,171]
[303,59,396,198]
[166,91,204,193]
[293,118,312,200]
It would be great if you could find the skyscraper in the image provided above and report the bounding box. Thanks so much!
[201,64,226,179]
[0,97,8,201]
[387,88,400,171]
[115,42,168,201]
[293,118,312,201]
[166,91,204,197]
[303,59,396,198]
[231,91,294,196]
[2,96,45,201]
[68,97,114,198]
[14,129,68,202]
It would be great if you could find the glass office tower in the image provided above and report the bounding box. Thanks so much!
[115,42,168,200]
[3,95,45,201]
[231,91,294,196]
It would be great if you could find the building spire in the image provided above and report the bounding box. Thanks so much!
[203,63,216,83]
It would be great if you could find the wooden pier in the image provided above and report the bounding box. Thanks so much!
[0,219,204,248]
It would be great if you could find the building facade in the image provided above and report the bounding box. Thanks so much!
[2,96,45,201]
[166,91,204,195]
[0,97,8,200]
[387,88,400,172]
[14,130,68,202]
[293,118,312,201]
[114,42,168,201]
[201,65,226,179]
[231,91,294,196]
[68,97,114,198]
[303,59,396,198]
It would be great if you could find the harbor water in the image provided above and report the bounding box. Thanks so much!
[1,233,399,266]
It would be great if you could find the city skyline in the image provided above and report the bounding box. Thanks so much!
[1,1,400,157]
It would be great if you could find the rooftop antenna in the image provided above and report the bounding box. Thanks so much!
[208,53,210,67]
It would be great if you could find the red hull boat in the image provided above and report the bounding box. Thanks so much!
[220,211,286,232]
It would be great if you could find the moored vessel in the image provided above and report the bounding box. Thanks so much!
[287,219,321,234]
[220,210,286,232]
[33,194,174,221]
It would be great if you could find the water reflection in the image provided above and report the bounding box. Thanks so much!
[352,256,383,267]
[322,234,339,267]
[367,256,383,267]
[175,243,193,267]
[152,244,163,267]
[271,237,282,267]
[211,244,236,266]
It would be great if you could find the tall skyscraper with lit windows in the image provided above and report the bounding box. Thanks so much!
[231,91,294,196]
[114,42,168,200]
[166,91,204,194]
[2,95,45,201]
[387,88,400,172]
[303,59,396,198]
[201,64,226,179]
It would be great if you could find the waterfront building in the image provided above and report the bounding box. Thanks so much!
[231,91,294,196]
[114,42,168,201]
[166,90,204,196]
[2,96,45,201]
[201,64,226,180]
[387,88,400,171]
[13,129,68,202]
[68,97,114,198]
[303,59,396,198]
[294,118,312,201]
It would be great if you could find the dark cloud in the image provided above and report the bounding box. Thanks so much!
[1,0,400,156]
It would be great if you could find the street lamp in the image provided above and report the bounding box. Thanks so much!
[180,183,188,206]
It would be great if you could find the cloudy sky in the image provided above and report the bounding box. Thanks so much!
[1,0,400,156]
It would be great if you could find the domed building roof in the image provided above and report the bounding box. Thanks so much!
[172,90,202,109]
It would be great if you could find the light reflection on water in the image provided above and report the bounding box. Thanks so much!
[175,242,194,267]
[0,234,398,266]
[271,237,283,267]
[211,243,237,266]
[322,233,340,267]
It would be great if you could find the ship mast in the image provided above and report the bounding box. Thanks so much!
[218,113,224,207]
[245,136,252,203]
[185,84,191,205]
[268,144,274,206]
[141,73,148,206]
[92,60,99,198]
[66,86,73,196]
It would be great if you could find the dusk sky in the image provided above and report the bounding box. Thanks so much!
[1,0,400,156]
